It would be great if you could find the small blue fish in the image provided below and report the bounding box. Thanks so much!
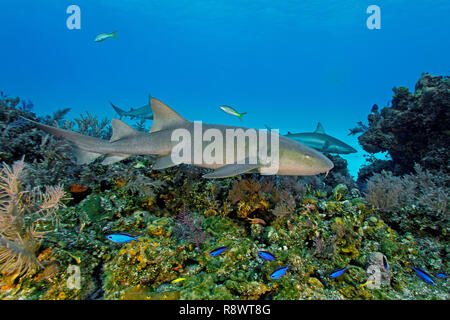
[269,264,290,279]
[411,267,436,285]
[435,273,448,279]
[257,251,276,261]
[106,233,141,243]
[383,256,389,270]
[329,267,348,278]
[209,246,229,257]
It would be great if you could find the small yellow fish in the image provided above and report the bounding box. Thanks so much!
[220,105,247,121]
[171,278,186,284]
[359,280,376,287]
[94,31,118,42]
[58,248,81,264]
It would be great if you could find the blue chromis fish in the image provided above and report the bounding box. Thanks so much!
[257,251,276,261]
[209,246,229,257]
[220,105,247,121]
[106,233,141,243]
[435,273,448,279]
[94,31,118,42]
[411,267,436,285]
[383,256,389,270]
[269,264,290,279]
[329,267,348,278]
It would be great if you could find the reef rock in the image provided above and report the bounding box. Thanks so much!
[358,73,449,178]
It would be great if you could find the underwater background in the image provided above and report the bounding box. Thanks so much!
[0,0,449,300]
[1,0,449,175]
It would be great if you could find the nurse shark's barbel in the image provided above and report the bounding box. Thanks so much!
[21,97,333,179]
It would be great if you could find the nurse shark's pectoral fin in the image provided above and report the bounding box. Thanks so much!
[102,154,130,165]
[203,162,262,179]
[72,145,103,165]
[152,154,179,170]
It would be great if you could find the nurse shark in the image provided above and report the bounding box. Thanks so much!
[22,98,334,178]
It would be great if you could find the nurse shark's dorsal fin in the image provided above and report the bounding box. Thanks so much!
[314,122,326,134]
[149,97,189,133]
[110,119,139,142]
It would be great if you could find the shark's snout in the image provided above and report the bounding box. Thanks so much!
[322,155,334,174]
[312,152,334,175]
[277,138,335,176]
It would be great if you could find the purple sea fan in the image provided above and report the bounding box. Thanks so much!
[174,206,208,251]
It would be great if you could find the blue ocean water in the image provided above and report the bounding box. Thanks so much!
[1,1,449,177]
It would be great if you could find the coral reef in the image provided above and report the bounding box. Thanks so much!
[365,164,449,239]
[357,74,449,179]
[174,206,209,250]
[0,159,67,278]
[72,111,112,140]
[0,84,448,301]
[0,95,45,165]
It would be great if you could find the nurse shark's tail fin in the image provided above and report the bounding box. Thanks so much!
[20,117,106,165]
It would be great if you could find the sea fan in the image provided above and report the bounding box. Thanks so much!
[74,111,111,139]
[0,235,41,276]
[0,159,67,277]
[174,206,208,250]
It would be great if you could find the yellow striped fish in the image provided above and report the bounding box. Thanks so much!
[171,278,186,284]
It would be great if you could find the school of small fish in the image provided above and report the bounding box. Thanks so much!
[107,232,448,287]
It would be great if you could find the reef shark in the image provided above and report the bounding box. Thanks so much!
[110,97,153,120]
[23,98,333,178]
[265,123,357,154]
